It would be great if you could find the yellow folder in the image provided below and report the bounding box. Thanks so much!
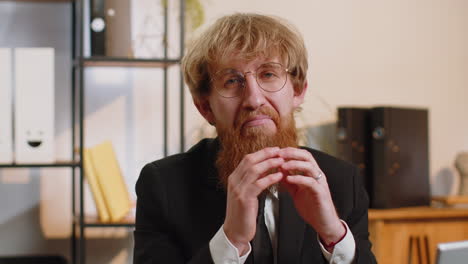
[83,148,110,223]
[85,141,132,222]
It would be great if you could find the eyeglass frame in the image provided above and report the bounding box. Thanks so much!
[210,62,291,98]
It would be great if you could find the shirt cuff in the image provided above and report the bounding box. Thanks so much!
[209,225,252,264]
[318,220,356,264]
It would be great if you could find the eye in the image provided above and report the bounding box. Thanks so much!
[261,71,276,78]
[258,70,280,81]
[220,74,243,89]
[225,78,241,86]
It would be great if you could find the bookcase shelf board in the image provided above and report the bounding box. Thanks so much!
[0,162,80,168]
[81,216,135,228]
[1,0,72,3]
[79,57,180,68]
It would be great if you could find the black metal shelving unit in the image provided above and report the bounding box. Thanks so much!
[0,1,185,262]
[71,1,186,264]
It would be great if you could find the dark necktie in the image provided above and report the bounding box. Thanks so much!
[252,193,274,263]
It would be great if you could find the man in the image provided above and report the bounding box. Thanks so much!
[134,13,376,264]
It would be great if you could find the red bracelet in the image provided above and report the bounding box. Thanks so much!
[323,222,347,248]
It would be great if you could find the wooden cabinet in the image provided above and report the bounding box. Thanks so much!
[369,207,468,264]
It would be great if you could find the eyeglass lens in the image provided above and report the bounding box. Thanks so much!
[213,62,288,98]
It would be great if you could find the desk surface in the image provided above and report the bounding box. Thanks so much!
[369,206,468,220]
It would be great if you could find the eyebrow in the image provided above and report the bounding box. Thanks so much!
[215,62,282,74]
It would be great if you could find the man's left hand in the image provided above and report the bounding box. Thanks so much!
[278,147,346,248]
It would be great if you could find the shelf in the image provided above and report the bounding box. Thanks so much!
[77,57,181,68]
[432,195,468,206]
[79,215,135,228]
[369,206,468,220]
[1,0,73,2]
[0,161,80,168]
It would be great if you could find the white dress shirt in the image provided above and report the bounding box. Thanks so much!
[209,190,356,264]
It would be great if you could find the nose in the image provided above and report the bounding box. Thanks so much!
[241,73,266,110]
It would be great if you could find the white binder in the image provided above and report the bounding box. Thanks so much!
[0,48,13,164]
[14,48,55,163]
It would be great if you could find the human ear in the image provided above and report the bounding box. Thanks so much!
[293,81,308,108]
[194,97,216,125]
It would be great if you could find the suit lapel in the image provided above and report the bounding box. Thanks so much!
[199,138,222,188]
[276,191,306,264]
[199,138,227,232]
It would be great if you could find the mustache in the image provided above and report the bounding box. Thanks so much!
[234,106,280,129]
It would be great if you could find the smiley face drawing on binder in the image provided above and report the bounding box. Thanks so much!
[26,129,45,148]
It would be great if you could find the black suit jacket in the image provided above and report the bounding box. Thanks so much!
[134,138,376,263]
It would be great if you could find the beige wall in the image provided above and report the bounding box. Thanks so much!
[184,0,468,193]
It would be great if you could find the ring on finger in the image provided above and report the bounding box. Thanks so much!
[313,171,323,181]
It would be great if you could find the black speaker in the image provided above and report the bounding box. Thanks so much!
[336,107,372,200]
[370,107,430,208]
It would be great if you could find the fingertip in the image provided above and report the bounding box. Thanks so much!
[271,157,284,167]
[280,162,293,172]
[273,171,284,179]
[258,172,284,188]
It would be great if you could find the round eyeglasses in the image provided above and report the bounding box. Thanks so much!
[211,62,290,98]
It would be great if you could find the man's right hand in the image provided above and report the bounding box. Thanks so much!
[222,147,285,255]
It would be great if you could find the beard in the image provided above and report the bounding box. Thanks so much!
[215,106,298,190]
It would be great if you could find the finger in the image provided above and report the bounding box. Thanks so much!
[231,147,281,182]
[241,157,284,184]
[240,147,281,168]
[278,147,319,167]
[286,175,321,191]
[281,160,320,178]
[253,172,283,195]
